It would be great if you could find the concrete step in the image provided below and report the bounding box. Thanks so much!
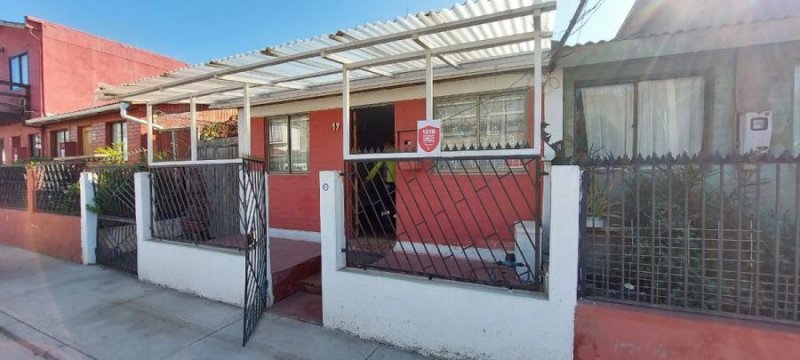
[299,273,322,295]
[271,238,321,303]
[270,291,322,325]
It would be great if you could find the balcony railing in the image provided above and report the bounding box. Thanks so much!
[0,80,30,123]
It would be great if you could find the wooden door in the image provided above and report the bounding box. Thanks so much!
[82,127,92,156]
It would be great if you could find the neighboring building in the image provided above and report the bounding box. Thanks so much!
[0,16,185,163]
[558,0,800,159]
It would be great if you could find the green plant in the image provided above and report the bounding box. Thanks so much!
[586,163,797,315]
[94,142,127,164]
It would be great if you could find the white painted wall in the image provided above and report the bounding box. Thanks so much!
[319,168,581,360]
[269,227,321,243]
[134,172,245,306]
[79,172,97,265]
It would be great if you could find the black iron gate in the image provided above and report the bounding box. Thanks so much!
[92,165,142,275]
[241,158,269,346]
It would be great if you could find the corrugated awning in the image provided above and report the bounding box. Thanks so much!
[101,0,556,107]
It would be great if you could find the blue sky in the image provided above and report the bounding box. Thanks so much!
[1,0,634,64]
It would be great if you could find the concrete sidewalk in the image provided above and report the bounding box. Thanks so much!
[0,245,429,360]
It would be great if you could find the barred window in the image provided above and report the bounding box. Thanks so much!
[435,90,528,170]
[268,114,309,173]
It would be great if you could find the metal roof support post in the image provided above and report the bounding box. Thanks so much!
[425,52,434,120]
[533,11,543,154]
[190,97,198,161]
[239,84,252,155]
[342,66,350,158]
[147,104,154,165]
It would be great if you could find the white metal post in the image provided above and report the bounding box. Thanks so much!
[533,13,543,154]
[189,97,198,161]
[425,52,434,120]
[238,84,252,155]
[342,66,351,157]
[79,172,97,265]
[146,104,154,165]
[134,172,152,278]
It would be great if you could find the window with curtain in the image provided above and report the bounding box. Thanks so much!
[435,90,528,170]
[577,84,634,157]
[9,53,29,90]
[577,77,704,157]
[268,114,309,173]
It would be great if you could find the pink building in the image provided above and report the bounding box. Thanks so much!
[0,16,185,163]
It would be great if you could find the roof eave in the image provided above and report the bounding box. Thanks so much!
[25,103,121,126]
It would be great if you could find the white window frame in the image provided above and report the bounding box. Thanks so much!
[268,113,309,174]
[794,66,800,156]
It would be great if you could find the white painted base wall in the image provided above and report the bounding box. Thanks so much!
[269,227,320,243]
[138,239,245,306]
[134,172,245,307]
[319,168,582,360]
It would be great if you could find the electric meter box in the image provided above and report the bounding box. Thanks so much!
[739,111,773,154]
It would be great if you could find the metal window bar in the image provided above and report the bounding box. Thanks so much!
[578,152,800,325]
[33,161,85,216]
[343,155,544,291]
[0,165,27,210]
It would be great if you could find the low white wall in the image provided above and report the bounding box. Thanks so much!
[134,172,245,307]
[138,239,245,306]
[269,227,320,243]
[319,167,582,360]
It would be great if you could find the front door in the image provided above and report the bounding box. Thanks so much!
[82,127,92,156]
[350,105,396,238]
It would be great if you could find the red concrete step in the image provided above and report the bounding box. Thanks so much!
[269,291,322,325]
[270,238,321,303]
[299,273,322,295]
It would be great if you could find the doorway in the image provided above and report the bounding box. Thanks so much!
[80,127,92,156]
[352,104,395,152]
[350,104,396,239]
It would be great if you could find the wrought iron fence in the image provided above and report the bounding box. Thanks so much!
[34,161,85,216]
[0,165,27,210]
[343,155,545,291]
[150,162,244,249]
[579,153,800,324]
[90,164,145,275]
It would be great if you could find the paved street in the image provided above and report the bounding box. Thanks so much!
[0,245,430,360]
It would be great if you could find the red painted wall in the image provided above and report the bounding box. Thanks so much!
[575,302,800,360]
[0,17,185,163]
[264,96,540,247]
[0,209,81,263]
[34,17,185,113]
[391,99,539,248]
[269,108,343,231]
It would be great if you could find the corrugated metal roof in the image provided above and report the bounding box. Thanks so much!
[102,0,556,106]
[569,14,800,49]
[617,0,800,39]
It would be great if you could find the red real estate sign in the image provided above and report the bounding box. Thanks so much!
[417,120,442,155]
